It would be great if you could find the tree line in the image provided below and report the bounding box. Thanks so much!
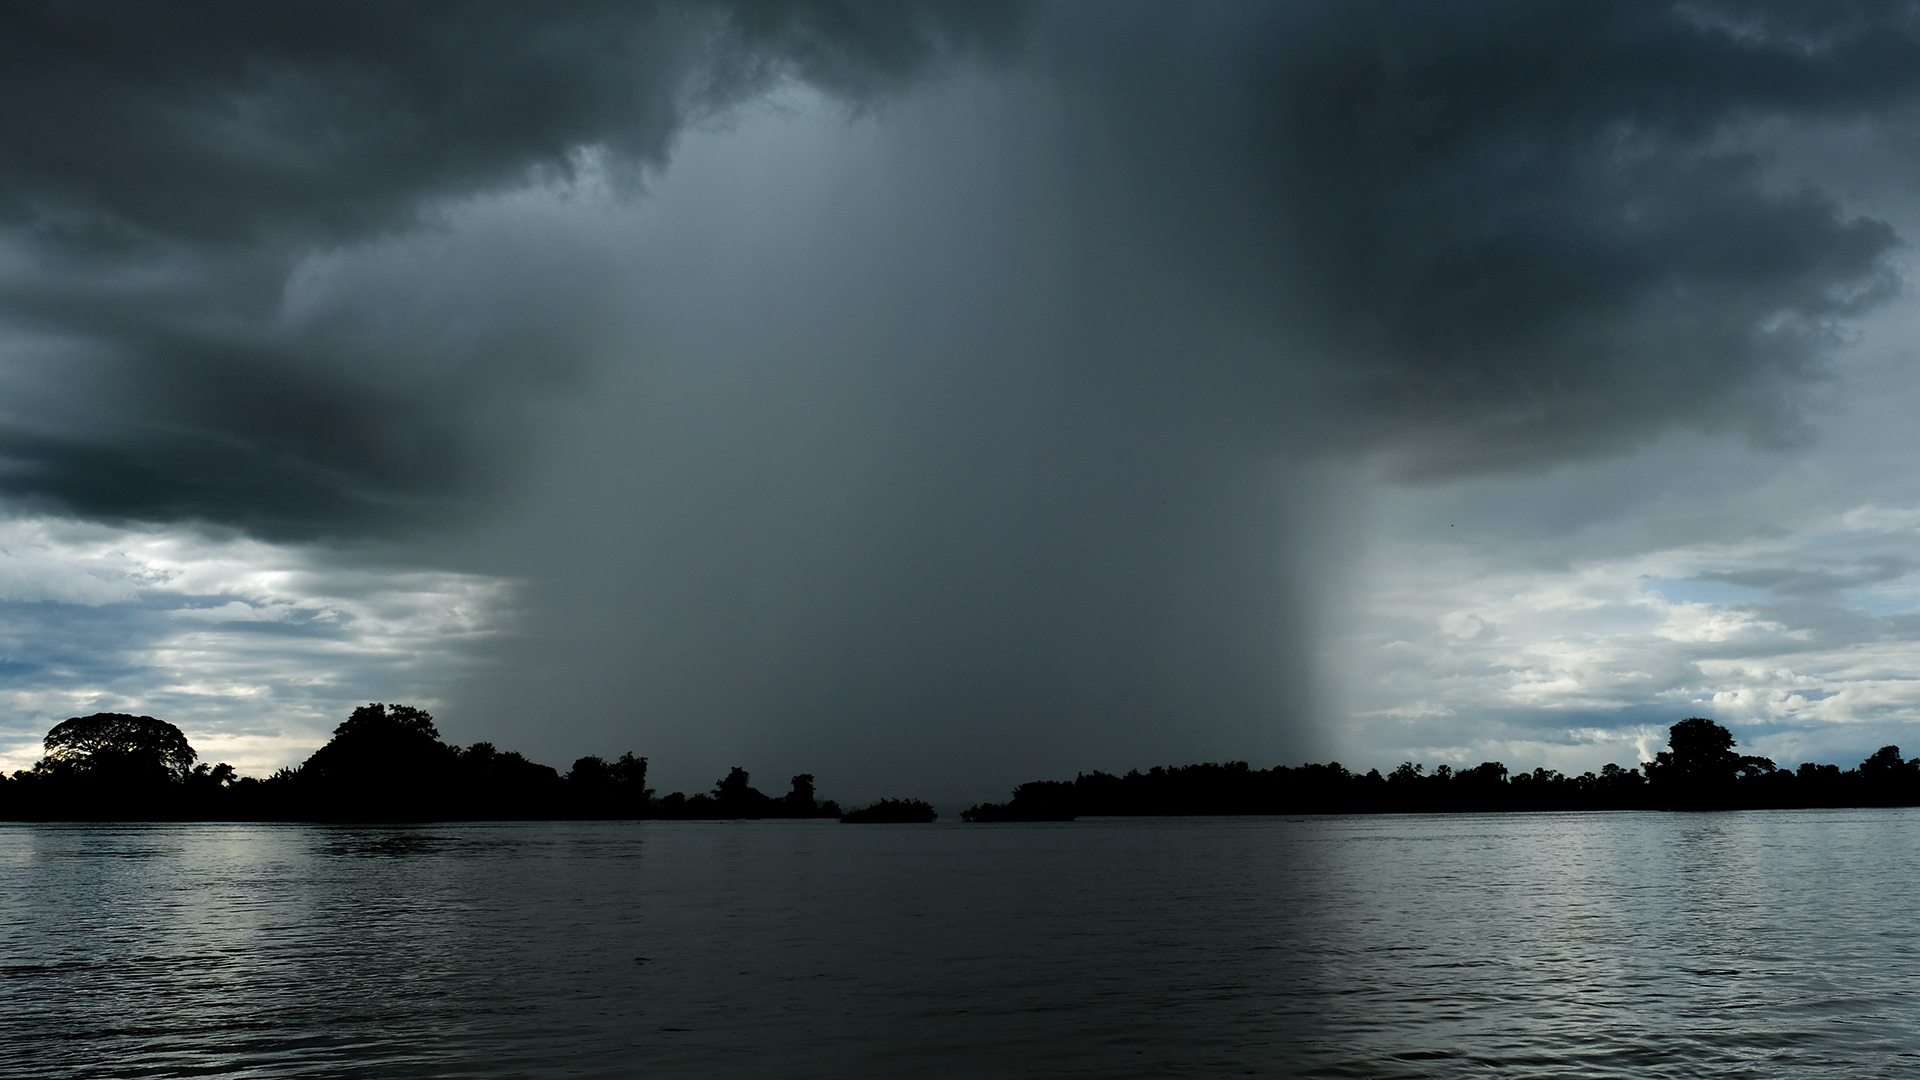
[8,710,1918,823]
[960,718,1920,819]
[0,705,934,823]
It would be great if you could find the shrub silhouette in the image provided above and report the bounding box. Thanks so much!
[643,768,845,819]
[841,798,937,823]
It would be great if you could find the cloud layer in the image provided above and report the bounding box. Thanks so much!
[8,3,1920,786]
[1330,301,1920,776]
[0,515,509,775]
[0,1,1017,533]
[6,2,1918,530]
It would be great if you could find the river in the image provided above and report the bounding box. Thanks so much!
[4,811,1917,1077]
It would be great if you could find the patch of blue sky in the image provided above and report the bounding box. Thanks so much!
[1438,703,1672,745]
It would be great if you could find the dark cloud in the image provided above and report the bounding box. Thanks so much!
[1034,0,1913,469]
[0,1,1021,248]
[4,0,1916,529]
[0,0,1020,533]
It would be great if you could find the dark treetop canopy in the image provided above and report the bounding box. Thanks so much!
[43,713,197,782]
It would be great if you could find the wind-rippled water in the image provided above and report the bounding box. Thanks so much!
[4,811,1918,1078]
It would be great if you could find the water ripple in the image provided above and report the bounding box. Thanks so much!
[3,812,1918,1077]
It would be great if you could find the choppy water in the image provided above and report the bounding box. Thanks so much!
[4,811,1918,1078]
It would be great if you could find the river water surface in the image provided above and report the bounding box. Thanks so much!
[4,811,1918,1078]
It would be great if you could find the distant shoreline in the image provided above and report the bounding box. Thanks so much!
[9,710,1918,823]
[9,804,1920,828]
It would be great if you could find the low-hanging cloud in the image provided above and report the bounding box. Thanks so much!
[5,1,1920,787]
[1034,1,1911,467]
[0,0,1020,532]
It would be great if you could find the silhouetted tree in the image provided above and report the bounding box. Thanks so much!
[1644,717,1775,808]
[786,773,816,812]
[286,703,457,819]
[455,741,564,817]
[568,755,612,783]
[778,773,839,817]
[647,768,850,820]
[1,713,243,819]
[710,767,773,817]
[186,762,238,789]
[1796,760,1843,808]
[567,752,651,817]
[1858,745,1920,806]
[1452,761,1510,810]
[1647,717,1738,784]
[42,713,197,785]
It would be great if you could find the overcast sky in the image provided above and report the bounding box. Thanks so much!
[6,2,1920,803]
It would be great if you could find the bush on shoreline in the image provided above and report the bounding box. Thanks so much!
[839,798,937,823]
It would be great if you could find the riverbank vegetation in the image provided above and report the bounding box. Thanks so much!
[960,718,1920,819]
[0,705,849,822]
[5,710,1916,822]
[838,798,939,823]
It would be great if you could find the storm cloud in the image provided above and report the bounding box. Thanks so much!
[0,0,1019,531]
[6,2,1920,791]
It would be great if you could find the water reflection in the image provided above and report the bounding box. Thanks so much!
[1,813,1917,1077]
[311,826,536,860]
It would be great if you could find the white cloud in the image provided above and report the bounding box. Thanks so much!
[0,518,151,604]
[168,601,303,623]
[0,516,513,777]
[1327,479,1920,774]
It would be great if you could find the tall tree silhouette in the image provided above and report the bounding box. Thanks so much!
[8,713,208,818]
[711,767,772,817]
[1648,718,1741,786]
[1625,717,1774,808]
[41,713,196,785]
[567,752,651,817]
[289,703,455,819]
[1857,745,1920,805]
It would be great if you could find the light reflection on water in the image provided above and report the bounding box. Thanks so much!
[3,812,1918,1078]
